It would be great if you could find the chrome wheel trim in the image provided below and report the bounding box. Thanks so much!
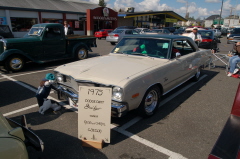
[78,49,86,59]
[10,58,23,70]
[195,68,201,79]
[144,90,158,113]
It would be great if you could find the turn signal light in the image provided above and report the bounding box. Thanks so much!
[202,39,213,42]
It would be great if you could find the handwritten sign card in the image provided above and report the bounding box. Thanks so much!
[78,86,112,143]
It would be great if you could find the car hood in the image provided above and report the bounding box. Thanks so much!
[4,36,41,44]
[55,54,167,86]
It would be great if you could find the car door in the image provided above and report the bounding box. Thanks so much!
[42,27,66,61]
[171,39,197,83]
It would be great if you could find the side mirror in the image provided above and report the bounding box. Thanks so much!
[9,127,25,141]
[176,52,181,58]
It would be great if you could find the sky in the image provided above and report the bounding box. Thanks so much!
[80,0,240,19]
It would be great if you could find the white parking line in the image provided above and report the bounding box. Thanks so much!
[3,104,39,116]
[2,73,209,159]
[112,126,187,159]
[0,68,53,80]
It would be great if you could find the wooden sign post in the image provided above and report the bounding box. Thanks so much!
[78,86,112,149]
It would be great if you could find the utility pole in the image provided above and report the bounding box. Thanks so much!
[219,0,224,26]
[229,7,235,27]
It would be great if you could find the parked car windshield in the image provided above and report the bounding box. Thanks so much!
[111,37,170,59]
[112,29,124,34]
[198,31,213,38]
[28,27,44,36]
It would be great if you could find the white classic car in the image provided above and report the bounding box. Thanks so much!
[53,34,212,117]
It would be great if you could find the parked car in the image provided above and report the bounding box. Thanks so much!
[0,25,14,39]
[0,23,97,72]
[53,34,212,118]
[227,28,240,44]
[106,29,139,45]
[115,26,137,29]
[0,114,44,158]
[94,29,113,39]
[150,29,171,34]
[198,30,220,50]
[213,29,222,37]
[227,28,234,38]
[163,27,175,33]
[134,28,150,34]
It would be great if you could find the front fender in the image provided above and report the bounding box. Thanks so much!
[72,42,92,56]
[0,49,34,62]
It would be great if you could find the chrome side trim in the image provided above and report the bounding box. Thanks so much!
[163,75,195,95]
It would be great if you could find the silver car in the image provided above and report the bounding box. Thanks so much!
[106,29,139,45]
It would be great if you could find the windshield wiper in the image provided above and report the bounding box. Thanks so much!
[131,53,148,56]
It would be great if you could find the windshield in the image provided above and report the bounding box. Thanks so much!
[28,27,44,36]
[112,29,124,33]
[111,38,170,59]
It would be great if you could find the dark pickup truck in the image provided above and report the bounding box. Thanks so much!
[0,23,97,72]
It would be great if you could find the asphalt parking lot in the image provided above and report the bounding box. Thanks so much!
[0,36,239,159]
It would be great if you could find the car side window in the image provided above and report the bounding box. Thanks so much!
[45,27,61,38]
[172,40,196,58]
[132,30,138,34]
[125,30,132,34]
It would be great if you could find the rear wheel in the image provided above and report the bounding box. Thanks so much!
[75,47,88,60]
[98,38,101,40]
[138,86,161,117]
[110,42,116,45]
[5,55,25,72]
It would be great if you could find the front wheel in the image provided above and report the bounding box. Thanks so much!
[5,55,25,72]
[75,47,88,60]
[138,86,161,117]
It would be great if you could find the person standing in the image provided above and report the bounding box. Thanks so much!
[64,21,74,35]
[188,27,202,45]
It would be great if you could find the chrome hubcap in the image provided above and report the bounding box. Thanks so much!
[144,90,158,113]
[10,58,22,70]
[78,49,86,58]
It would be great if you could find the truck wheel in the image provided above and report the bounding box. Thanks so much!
[110,42,116,45]
[138,86,161,117]
[5,55,25,72]
[76,47,88,60]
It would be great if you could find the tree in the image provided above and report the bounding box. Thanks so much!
[99,0,106,7]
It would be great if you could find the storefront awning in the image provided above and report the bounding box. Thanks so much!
[118,11,187,22]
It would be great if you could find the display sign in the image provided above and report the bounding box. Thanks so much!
[93,16,117,21]
[0,17,7,25]
[78,86,112,143]
[165,18,177,23]
[103,8,109,17]
[75,21,79,28]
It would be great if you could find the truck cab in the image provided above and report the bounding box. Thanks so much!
[0,23,96,72]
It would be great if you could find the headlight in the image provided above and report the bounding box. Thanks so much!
[112,86,123,101]
[56,73,63,82]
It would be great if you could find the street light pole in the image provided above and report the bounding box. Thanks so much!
[219,0,224,26]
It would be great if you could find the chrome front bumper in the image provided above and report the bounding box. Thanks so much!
[52,84,128,117]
